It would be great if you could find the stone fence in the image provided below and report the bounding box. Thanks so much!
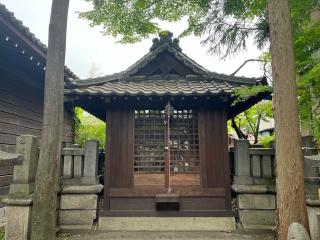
[59,141,103,231]
[232,140,276,230]
[231,139,320,240]
[0,135,103,240]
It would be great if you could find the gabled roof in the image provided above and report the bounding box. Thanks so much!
[0,3,77,79]
[65,32,266,97]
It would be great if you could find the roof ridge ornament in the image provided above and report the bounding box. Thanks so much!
[150,31,182,52]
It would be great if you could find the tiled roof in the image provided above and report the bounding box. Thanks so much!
[66,32,266,97]
[66,77,252,96]
[0,3,77,79]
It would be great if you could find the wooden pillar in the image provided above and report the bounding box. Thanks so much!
[198,109,231,209]
[164,117,170,191]
[104,110,135,211]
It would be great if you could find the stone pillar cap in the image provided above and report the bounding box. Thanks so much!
[0,150,24,166]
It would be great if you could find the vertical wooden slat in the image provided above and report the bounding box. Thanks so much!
[104,111,112,210]
[128,110,135,186]
[221,110,231,209]
[123,110,134,187]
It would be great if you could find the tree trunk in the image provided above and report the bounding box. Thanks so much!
[30,1,69,239]
[253,114,261,144]
[231,118,247,139]
[268,0,309,239]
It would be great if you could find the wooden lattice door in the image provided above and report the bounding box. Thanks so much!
[133,108,200,187]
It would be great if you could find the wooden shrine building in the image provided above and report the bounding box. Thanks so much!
[0,3,76,153]
[0,4,76,201]
[65,32,270,217]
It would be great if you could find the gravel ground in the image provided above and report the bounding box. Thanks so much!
[57,231,277,240]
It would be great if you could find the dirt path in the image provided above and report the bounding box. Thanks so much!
[58,231,277,240]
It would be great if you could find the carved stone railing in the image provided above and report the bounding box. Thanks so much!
[233,140,275,186]
[58,140,103,230]
[0,136,103,239]
[232,139,320,239]
[61,141,99,185]
[231,140,276,230]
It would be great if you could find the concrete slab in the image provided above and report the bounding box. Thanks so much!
[98,217,236,232]
[57,230,277,240]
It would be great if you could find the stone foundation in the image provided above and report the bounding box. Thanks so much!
[99,217,236,231]
[58,185,103,230]
[5,205,32,240]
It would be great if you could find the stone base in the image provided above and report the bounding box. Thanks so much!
[59,224,93,231]
[239,210,276,230]
[58,210,97,225]
[60,194,98,210]
[9,183,34,195]
[233,176,275,186]
[238,194,276,210]
[232,184,276,194]
[5,206,32,240]
[307,206,320,240]
[99,217,236,231]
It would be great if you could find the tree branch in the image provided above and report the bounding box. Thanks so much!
[231,118,247,139]
[244,111,256,134]
[231,59,265,76]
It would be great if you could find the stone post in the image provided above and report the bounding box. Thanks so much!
[2,135,39,240]
[83,140,99,184]
[234,139,252,184]
[234,139,250,176]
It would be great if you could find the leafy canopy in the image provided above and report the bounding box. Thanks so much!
[229,100,273,144]
[74,107,106,149]
[80,0,317,57]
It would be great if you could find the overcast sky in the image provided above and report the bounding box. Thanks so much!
[1,0,265,79]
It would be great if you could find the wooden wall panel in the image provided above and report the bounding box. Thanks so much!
[107,110,134,188]
[0,71,74,153]
[198,109,231,208]
[0,68,75,199]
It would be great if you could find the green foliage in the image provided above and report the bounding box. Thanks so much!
[80,0,318,56]
[232,84,271,106]
[74,107,106,149]
[231,100,273,140]
[260,133,275,148]
[294,10,320,145]
[80,0,210,43]
[0,228,4,240]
